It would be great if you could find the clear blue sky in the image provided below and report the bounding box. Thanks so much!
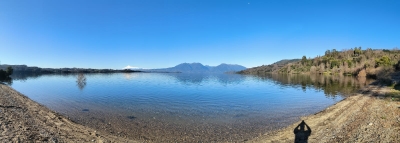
[0,0,399,69]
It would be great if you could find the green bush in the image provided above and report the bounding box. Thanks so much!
[375,56,391,67]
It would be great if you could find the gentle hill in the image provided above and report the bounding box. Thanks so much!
[274,59,301,65]
[239,48,400,83]
[237,59,300,74]
[276,48,400,76]
[152,63,246,73]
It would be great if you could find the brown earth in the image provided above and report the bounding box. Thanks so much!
[1,83,400,143]
[251,85,400,143]
[0,84,136,143]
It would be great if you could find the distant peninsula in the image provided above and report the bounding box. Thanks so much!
[0,65,141,74]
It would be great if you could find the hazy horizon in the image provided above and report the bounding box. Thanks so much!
[1,0,399,69]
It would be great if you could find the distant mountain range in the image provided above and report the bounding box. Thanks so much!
[0,63,246,74]
[150,63,247,73]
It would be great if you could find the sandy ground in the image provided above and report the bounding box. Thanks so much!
[0,84,136,143]
[1,83,400,142]
[251,85,400,143]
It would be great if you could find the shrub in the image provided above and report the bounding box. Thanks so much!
[375,56,391,67]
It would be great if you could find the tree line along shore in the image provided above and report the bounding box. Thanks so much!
[239,48,400,100]
[0,65,141,74]
[240,48,400,77]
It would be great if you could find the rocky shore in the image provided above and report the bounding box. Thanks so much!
[0,84,136,142]
[1,83,399,142]
[252,85,400,142]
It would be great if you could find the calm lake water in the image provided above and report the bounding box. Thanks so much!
[9,73,373,142]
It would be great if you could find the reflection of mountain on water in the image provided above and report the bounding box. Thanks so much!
[10,72,371,98]
[123,73,139,80]
[165,73,246,85]
[253,73,374,97]
[215,74,247,85]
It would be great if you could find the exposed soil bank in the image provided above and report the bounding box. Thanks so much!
[0,84,136,142]
[251,85,400,143]
[1,83,399,142]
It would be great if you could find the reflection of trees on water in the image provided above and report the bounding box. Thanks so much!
[12,72,88,90]
[0,78,12,85]
[254,73,374,98]
[76,73,87,90]
[10,72,42,81]
[11,72,82,81]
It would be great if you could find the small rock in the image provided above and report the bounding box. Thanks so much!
[91,139,95,142]
[369,123,373,126]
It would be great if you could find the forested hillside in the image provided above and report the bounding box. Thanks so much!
[237,59,300,74]
[240,48,400,80]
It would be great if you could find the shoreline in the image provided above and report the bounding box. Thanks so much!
[252,85,400,142]
[0,84,136,142]
[1,84,399,142]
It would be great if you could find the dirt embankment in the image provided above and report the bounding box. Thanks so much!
[252,85,400,143]
[0,84,136,142]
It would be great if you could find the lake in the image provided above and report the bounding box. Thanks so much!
[9,73,373,142]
